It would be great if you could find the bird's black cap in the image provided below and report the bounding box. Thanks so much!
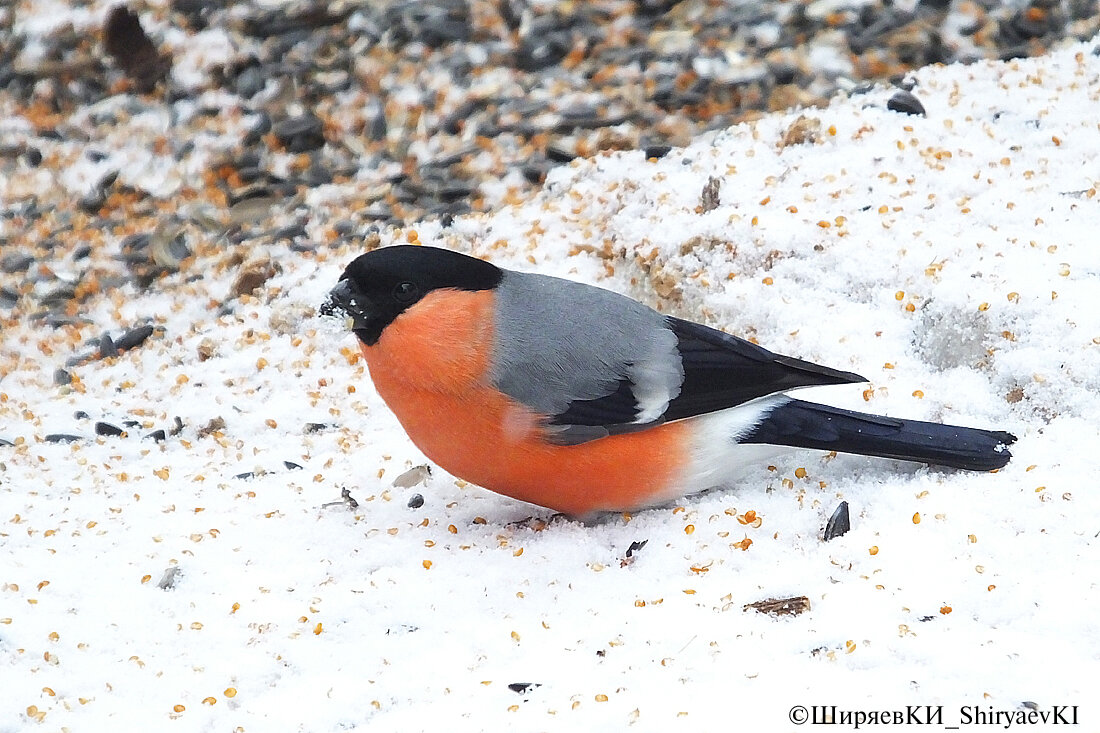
[323,246,503,345]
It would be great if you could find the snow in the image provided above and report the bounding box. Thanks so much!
[3,39,1100,732]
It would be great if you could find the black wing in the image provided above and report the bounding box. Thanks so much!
[661,317,866,421]
[547,316,866,441]
[551,377,639,427]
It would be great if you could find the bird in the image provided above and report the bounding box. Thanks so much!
[323,245,1016,516]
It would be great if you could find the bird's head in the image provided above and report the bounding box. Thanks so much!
[321,245,502,345]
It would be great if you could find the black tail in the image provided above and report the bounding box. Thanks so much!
[741,398,1016,471]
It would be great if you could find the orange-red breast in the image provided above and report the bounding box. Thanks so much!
[324,245,1015,515]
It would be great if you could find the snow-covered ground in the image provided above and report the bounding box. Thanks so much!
[4,39,1100,732]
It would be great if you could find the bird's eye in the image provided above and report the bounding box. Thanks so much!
[392,281,419,303]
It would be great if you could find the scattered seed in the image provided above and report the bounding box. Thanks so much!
[823,501,850,541]
[393,464,432,488]
[744,595,811,616]
[157,567,181,590]
[508,682,541,694]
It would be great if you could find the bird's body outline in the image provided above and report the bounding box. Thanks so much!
[325,245,1015,515]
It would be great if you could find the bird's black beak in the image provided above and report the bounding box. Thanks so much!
[321,279,373,332]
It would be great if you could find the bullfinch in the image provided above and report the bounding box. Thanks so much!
[323,245,1015,516]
